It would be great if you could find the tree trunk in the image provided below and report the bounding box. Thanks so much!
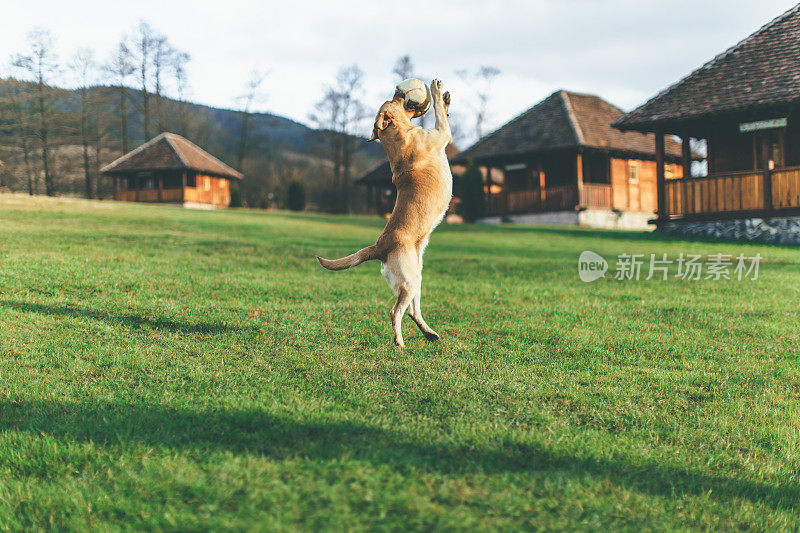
[155,78,164,134]
[119,88,129,154]
[237,110,250,200]
[12,91,36,195]
[94,107,103,199]
[81,86,92,199]
[142,70,150,140]
[342,139,352,213]
[37,74,53,196]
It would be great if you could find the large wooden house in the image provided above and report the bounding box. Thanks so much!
[613,5,800,224]
[450,90,688,229]
[102,133,243,208]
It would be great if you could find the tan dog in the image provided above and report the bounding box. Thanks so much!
[317,79,453,347]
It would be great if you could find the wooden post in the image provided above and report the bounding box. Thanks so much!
[538,161,546,204]
[762,136,773,210]
[576,151,584,208]
[181,172,187,204]
[682,136,692,216]
[655,131,666,223]
[135,176,140,202]
[682,137,692,179]
[370,186,377,214]
[157,175,163,202]
[485,166,493,215]
[503,169,510,214]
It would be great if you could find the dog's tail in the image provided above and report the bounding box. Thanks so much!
[316,245,379,271]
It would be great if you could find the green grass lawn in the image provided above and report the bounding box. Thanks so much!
[2,194,800,531]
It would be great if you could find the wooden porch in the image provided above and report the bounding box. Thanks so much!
[487,185,579,215]
[486,182,616,216]
[664,166,800,220]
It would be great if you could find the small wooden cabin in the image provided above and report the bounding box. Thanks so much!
[614,5,800,224]
[356,144,463,215]
[450,90,689,229]
[101,133,243,208]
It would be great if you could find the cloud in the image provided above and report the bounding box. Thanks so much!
[1,0,796,145]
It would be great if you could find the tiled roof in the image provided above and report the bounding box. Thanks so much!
[452,90,683,163]
[100,133,243,179]
[615,4,800,131]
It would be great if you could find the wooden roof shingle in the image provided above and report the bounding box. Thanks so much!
[452,90,683,164]
[101,133,243,179]
[615,4,800,131]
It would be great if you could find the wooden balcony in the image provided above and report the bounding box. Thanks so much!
[487,185,578,215]
[115,188,183,203]
[579,183,612,209]
[664,166,800,220]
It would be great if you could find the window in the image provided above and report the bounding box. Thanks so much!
[186,174,196,187]
[628,161,640,184]
[203,177,211,191]
[163,174,181,188]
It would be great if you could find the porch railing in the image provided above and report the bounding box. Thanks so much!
[664,166,800,219]
[580,183,612,209]
[488,185,578,215]
[115,188,183,203]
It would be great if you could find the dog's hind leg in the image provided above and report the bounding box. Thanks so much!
[409,286,440,341]
[382,248,419,348]
[391,286,414,348]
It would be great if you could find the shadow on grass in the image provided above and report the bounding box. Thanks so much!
[1,398,796,511]
[0,300,247,335]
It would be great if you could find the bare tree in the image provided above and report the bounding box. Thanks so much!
[456,65,500,140]
[393,55,414,81]
[70,48,96,198]
[172,50,191,136]
[234,70,267,205]
[151,32,172,134]
[6,78,37,194]
[104,40,134,153]
[13,28,59,196]
[310,86,343,199]
[237,70,267,170]
[309,64,367,213]
[134,21,154,140]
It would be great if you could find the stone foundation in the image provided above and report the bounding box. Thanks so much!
[662,217,800,245]
[479,209,654,230]
[578,209,655,231]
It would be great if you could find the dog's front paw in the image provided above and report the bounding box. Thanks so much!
[443,91,450,107]
[430,79,443,100]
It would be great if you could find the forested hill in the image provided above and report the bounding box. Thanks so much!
[0,78,384,209]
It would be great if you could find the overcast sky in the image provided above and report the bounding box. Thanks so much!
[2,0,797,143]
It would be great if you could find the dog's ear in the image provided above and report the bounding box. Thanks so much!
[367,112,393,142]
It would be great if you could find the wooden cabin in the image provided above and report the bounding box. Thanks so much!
[356,144,463,216]
[101,133,243,208]
[613,5,800,225]
[450,90,689,229]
